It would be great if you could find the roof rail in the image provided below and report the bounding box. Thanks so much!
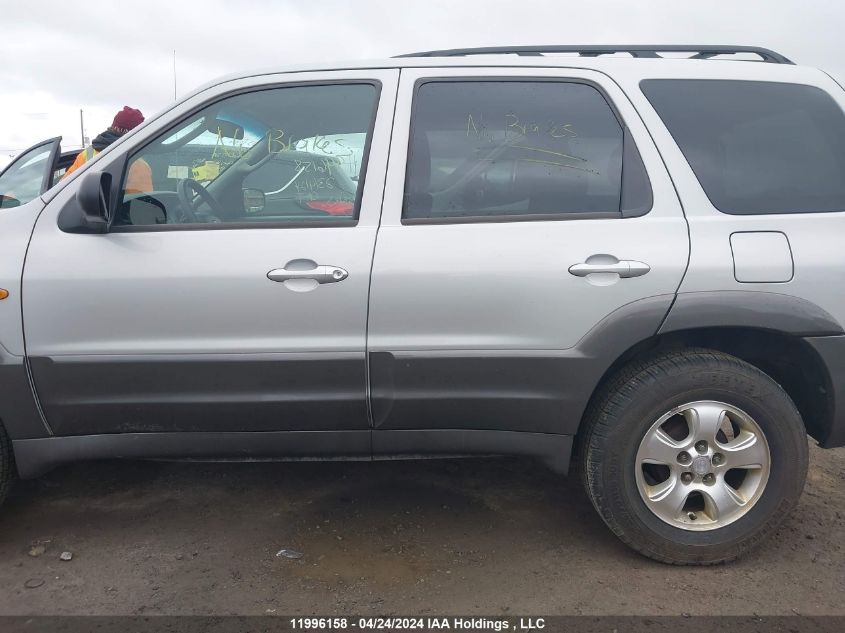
[395,45,794,64]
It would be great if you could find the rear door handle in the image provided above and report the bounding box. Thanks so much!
[568,260,650,278]
[267,265,349,284]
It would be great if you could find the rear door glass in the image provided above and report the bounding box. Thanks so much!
[403,80,651,221]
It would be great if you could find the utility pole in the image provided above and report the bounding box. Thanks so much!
[79,109,86,148]
[173,50,177,100]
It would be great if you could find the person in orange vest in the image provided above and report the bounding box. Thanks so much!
[62,106,153,194]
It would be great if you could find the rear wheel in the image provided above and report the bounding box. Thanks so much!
[580,348,808,565]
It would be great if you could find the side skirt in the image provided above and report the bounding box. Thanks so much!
[373,429,572,474]
[12,430,573,479]
[13,430,371,479]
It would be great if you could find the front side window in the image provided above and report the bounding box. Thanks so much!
[641,79,845,215]
[0,143,53,209]
[117,83,378,227]
[403,80,651,221]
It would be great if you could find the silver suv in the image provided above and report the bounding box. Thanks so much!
[1,45,843,565]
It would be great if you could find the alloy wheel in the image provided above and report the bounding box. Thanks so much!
[635,401,771,531]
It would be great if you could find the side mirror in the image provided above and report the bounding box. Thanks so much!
[243,188,265,214]
[76,171,112,232]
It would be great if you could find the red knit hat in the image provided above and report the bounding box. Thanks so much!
[111,106,145,133]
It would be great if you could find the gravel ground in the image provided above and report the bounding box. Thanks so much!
[0,444,842,616]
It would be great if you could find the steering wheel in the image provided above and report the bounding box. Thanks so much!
[175,178,225,223]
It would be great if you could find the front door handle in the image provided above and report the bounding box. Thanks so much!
[267,265,349,284]
[568,260,651,278]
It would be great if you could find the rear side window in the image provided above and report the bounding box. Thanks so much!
[403,80,652,222]
[641,79,845,215]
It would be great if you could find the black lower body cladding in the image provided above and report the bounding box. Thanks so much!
[803,335,845,448]
[26,353,369,435]
[0,346,49,439]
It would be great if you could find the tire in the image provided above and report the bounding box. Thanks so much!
[580,348,809,565]
[0,421,14,507]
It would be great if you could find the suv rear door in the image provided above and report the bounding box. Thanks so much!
[368,66,689,445]
[0,137,61,209]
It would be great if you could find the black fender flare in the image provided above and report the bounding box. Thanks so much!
[659,291,843,337]
[571,291,843,441]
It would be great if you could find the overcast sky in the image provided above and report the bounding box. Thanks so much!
[2,0,844,169]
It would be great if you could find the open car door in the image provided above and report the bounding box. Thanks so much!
[0,137,62,209]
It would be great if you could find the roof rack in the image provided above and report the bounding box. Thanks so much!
[395,45,794,64]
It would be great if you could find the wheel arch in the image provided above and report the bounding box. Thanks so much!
[574,290,843,450]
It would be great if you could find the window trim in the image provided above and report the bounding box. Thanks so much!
[105,79,382,233]
[400,76,652,225]
[402,211,620,226]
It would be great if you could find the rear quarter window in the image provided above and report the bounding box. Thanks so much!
[641,79,845,215]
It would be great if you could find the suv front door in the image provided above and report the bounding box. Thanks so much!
[368,67,689,445]
[22,70,397,444]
